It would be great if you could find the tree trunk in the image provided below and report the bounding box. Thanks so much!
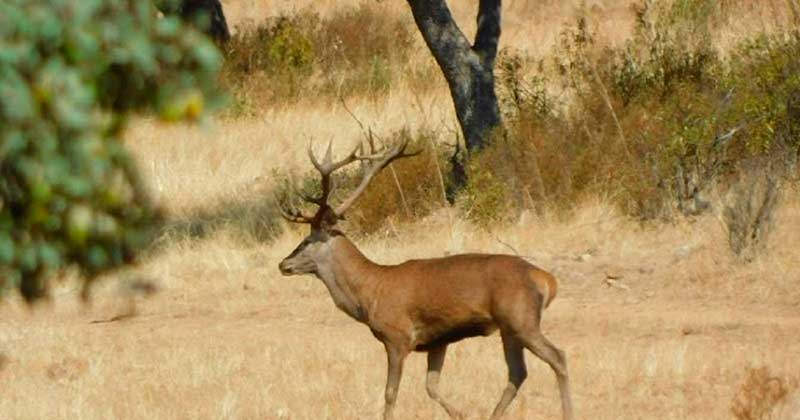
[406,0,503,195]
[157,0,230,44]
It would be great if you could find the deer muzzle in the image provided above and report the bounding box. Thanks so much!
[278,259,294,275]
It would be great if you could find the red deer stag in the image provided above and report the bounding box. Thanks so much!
[277,138,574,420]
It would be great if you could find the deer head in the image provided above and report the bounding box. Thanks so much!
[277,138,419,276]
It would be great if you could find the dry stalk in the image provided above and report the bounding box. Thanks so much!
[338,95,412,217]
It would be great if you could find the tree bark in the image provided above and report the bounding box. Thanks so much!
[157,0,230,44]
[406,0,502,194]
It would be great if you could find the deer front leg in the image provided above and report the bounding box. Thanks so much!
[426,346,464,419]
[383,344,408,420]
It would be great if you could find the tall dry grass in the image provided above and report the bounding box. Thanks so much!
[1,189,798,419]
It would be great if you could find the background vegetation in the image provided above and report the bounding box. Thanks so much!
[245,0,800,259]
[219,4,418,112]
[0,0,221,300]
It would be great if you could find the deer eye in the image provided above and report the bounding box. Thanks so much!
[287,240,310,257]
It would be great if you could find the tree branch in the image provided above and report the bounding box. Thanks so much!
[406,0,473,78]
[474,0,502,67]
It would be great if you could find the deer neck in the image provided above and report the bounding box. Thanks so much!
[315,234,381,322]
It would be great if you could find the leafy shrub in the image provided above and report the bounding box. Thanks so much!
[469,1,800,224]
[220,14,317,106]
[220,4,416,111]
[265,19,315,70]
[457,140,517,228]
[0,0,221,301]
[497,50,556,120]
[222,15,316,76]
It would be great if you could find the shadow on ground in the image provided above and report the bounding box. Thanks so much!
[155,192,286,246]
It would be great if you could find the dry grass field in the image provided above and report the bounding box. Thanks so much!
[2,1,800,419]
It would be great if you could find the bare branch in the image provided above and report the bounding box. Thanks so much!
[474,0,502,66]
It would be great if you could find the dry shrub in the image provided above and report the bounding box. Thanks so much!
[219,4,416,112]
[465,1,800,225]
[457,128,546,228]
[220,14,318,109]
[315,3,414,97]
[724,170,782,261]
[345,130,447,235]
[271,129,448,236]
[732,366,797,420]
[157,184,286,246]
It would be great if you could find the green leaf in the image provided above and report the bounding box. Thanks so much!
[1,0,220,301]
[0,233,14,264]
[38,243,61,269]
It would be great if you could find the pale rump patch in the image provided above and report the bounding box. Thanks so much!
[532,270,558,309]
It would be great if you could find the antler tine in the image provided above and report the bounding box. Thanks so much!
[334,137,421,217]
[275,192,314,224]
[291,182,322,206]
[324,139,334,164]
[308,140,361,175]
[367,129,377,154]
[279,206,314,224]
[306,140,362,208]
[308,141,324,174]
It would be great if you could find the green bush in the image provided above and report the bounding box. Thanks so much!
[222,15,316,77]
[220,4,416,111]
[0,0,222,301]
[457,143,515,228]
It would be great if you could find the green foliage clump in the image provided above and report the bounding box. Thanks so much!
[223,15,316,76]
[497,50,556,120]
[457,148,514,228]
[220,4,415,111]
[726,34,800,155]
[266,19,315,70]
[0,0,222,301]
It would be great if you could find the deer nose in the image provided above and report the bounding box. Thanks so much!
[278,260,292,275]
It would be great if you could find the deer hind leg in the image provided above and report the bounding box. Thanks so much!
[383,344,408,420]
[426,345,464,419]
[489,332,528,420]
[520,333,575,420]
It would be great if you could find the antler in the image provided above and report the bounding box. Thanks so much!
[334,136,420,216]
[307,140,360,207]
[277,202,314,224]
[278,137,419,225]
[275,185,314,224]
